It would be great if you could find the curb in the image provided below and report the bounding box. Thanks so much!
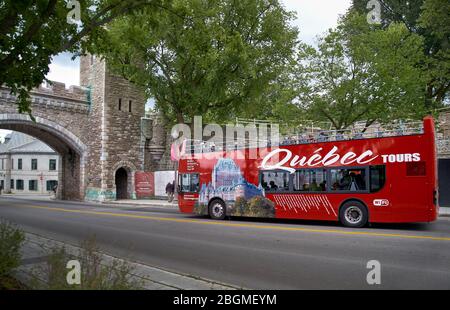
[439,207,450,217]
[105,200,178,208]
[15,232,240,290]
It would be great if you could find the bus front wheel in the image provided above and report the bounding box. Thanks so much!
[339,201,368,228]
[209,199,226,220]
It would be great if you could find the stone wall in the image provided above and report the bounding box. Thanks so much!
[439,110,450,139]
[438,109,450,158]
[0,84,90,200]
[80,55,147,201]
[1,54,175,201]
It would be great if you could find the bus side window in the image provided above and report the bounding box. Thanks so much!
[370,165,386,192]
[180,174,190,192]
[293,169,327,192]
[179,173,200,193]
[260,171,289,192]
[190,173,200,192]
[406,162,426,176]
[330,168,367,191]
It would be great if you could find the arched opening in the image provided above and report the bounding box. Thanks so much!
[115,167,129,200]
[0,114,86,200]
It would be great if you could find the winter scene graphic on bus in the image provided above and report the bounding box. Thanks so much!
[194,158,275,218]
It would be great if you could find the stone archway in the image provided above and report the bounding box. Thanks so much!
[0,114,87,200]
[115,168,128,199]
[111,160,137,200]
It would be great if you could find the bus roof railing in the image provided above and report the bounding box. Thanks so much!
[183,121,425,154]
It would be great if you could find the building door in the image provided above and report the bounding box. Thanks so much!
[438,159,450,207]
[115,168,128,200]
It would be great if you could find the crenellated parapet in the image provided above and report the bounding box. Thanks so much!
[0,80,90,114]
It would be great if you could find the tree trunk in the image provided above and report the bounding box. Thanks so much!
[424,83,434,113]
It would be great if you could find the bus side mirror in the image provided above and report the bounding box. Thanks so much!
[177,185,181,193]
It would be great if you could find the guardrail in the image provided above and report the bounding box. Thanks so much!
[184,121,425,154]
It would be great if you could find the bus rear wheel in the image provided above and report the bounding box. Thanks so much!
[339,201,368,228]
[209,199,226,220]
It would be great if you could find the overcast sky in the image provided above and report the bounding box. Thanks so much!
[1,0,351,141]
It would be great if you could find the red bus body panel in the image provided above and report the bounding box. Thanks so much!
[178,117,438,224]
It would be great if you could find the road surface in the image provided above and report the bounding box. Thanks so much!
[0,196,449,289]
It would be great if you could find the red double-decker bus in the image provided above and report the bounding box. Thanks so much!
[177,116,438,227]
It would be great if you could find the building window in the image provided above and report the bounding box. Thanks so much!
[49,159,57,171]
[46,180,58,191]
[129,100,132,112]
[11,158,13,170]
[18,158,22,170]
[16,179,24,190]
[119,98,122,111]
[29,180,38,191]
[10,179,14,189]
[31,159,38,170]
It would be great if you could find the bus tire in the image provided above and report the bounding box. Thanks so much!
[209,199,226,220]
[339,201,368,228]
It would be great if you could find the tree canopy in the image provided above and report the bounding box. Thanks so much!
[352,0,450,110]
[0,0,167,113]
[294,12,427,130]
[91,0,298,124]
[1,0,448,131]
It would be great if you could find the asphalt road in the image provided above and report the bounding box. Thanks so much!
[0,196,449,289]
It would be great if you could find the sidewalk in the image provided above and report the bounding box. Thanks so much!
[106,198,178,208]
[440,207,450,217]
[15,232,238,290]
[0,193,53,200]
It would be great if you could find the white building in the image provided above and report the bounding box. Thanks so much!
[0,132,59,194]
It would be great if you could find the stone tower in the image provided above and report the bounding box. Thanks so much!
[80,55,146,201]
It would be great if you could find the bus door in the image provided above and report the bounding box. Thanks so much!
[177,173,200,213]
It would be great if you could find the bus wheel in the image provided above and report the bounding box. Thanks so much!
[339,201,368,228]
[209,199,226,220]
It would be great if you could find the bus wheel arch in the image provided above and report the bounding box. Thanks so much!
[338,199,369,228]
[208,198,226,220]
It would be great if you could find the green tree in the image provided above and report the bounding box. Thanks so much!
[92,0,298,124]
[417,0,450,107]
[0,0,168,114]
[352,0,450,111]
[0,220,25,280]
[295,12,426,130]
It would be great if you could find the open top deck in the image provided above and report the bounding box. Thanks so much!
[183,120,425,154]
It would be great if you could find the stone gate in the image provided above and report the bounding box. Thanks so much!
[0,55,173,201]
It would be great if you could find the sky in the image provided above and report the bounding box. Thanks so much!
[1,0,352,141]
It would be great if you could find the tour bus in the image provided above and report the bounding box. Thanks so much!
[177,116,438,227]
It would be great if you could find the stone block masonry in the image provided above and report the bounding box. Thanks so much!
[0,54,173,201]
